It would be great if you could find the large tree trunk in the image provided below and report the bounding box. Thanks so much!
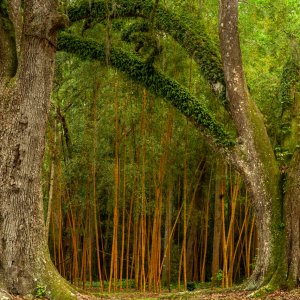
[218,0,277,290]
[284,150,300,289]
[0,1,80,299]
[218,0,300,295]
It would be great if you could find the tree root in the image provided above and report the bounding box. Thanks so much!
[246,266,289,298]
[0,255,106,300]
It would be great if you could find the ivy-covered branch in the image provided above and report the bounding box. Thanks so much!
[279,58,299,113]
[57,32,235,148]
[0,5,18,82]
[278,58,300,154]
[67,0,228,111]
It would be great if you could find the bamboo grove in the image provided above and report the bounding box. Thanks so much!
[41,0,300,294]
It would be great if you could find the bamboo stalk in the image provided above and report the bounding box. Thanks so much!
[46,160,55,239]
[229,197,250,284]
[183,121,188,291]
[140,88,147,292]
[88,206,92,291]
[57,180,62,275]
[193,236,198,282]
[221,175,227,288]
[120,117,127,291]
[159,202,184,279]
[52,209,56,267]
[201,164,214,282]
[247,214,256,278]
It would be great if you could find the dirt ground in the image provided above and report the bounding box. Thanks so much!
[97,288,300,299]
[10,287,300,300]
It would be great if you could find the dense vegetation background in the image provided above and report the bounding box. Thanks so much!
[42,0,300,293]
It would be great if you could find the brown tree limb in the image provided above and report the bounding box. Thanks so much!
[7,0,22,56]
[0,13,17,84]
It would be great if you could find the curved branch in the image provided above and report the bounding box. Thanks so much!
[7,0,22,57]
[67,0,228,111]
[57,33,235,150]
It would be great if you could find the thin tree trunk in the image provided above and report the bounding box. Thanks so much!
[161,173,173,287]
[186,211,199,282]
[120,118,127,291]
[46,159,55,239]
[212,158,222,275]
[201,165,213,282]
[183,121,188,290]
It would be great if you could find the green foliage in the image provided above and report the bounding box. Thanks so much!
[121,20,162,64]
[249,251,259,269]
[0,0,9,19]
[279,59,299,112]
[187,282,196,291]
[211,270,223,284]
[85,280,135,289]
[67,0,228,110]
[36,285,46,299]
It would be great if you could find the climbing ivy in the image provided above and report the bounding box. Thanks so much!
[275,58,300,157]
[279,58,299,113]
[66,0,228,111]
[121,20,162,64]
[57,32,235,147]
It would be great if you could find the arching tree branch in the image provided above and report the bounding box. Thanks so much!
[57,33,235,152]
[0,7,17,85]
[67,0,229,111]
[7,0,22,57]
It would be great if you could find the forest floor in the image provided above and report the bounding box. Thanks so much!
[85,287,300,299]
[10,286,300,299]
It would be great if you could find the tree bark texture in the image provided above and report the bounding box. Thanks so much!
[0,1,77,298]
[285,149,300,288]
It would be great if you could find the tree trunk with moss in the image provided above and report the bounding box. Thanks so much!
[0,1,80,299]
[218,0,300,295]
[1,0,299,297]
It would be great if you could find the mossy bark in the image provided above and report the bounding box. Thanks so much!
[2,0,294,297]
[0,1,78,299]
[218,0,300,296]
[281,84,300,157]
